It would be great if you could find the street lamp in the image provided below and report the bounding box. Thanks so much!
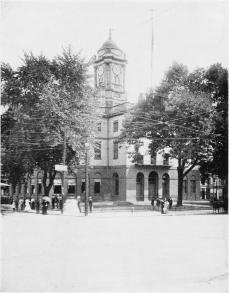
[85,142,90,216]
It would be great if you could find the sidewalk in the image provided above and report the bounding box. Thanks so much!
[1,205,217,217]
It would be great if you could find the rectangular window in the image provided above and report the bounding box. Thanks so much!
[113,141,119,160]
[94,141,101,160]
[113,121,118,132]
[94,182,101,193]
[151,154,157,165]
[97,123,101,132]
[137,155,143,164]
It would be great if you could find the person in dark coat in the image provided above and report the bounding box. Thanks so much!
[151,197,155,209]
[156,198,160,211]
[160,198,165,214]
[89,196,93,213]
[15,196,19,211]
[42,199,48,215]
[169,197,173,209]
[51,195,55,209]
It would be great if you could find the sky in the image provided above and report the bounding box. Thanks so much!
[1,0,228,104]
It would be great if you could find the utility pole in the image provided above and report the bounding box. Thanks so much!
[85,142,89,216]
[61,125,66,214]
[150,9,156,90]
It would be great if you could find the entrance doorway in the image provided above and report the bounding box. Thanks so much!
[136,172,144,201]
[148,171,158,200]
[112,173,119,201]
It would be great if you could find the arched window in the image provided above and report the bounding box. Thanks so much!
[136,172,144,201]
[191,175,196,193]
[183,176,188,195]
[148,171,158,200]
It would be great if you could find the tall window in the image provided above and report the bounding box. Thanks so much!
[183,177,188,194]
[113,141,119,160]
[137,155,143,164]
[113,121,118,132]
[94,141,101,160]
[97,122,101,132]
[115,76,120,85]
[94,181,101,193]
[191,176,196,193]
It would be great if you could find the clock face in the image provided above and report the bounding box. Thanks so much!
[98,66,104,76]
[113,65,121,76]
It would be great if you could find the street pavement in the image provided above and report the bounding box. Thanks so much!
[1,209,228,292]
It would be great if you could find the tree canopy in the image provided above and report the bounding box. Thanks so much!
[1,48,100,195]
[119,62,226,205]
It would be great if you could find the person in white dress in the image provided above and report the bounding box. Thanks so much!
[24,198,32,212]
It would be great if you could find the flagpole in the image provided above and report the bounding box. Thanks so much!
[150,9,156,91]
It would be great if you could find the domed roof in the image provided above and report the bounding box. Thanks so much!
[98,37,122,53]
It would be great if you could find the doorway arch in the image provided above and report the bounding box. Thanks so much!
[162,173,170,199]
[136,172,144,201]
[148,171,158,200]
[112,173,119,201]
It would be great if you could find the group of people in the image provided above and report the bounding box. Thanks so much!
[11,196,36,212]
[51,195,63,210]
[151,197,173,214]
[11,195,63,215]
[76,195,93,213]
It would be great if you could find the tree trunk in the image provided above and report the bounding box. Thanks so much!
[177,161,184,206]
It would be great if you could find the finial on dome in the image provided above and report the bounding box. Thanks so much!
[109,27,113,39]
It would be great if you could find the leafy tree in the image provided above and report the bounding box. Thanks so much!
[199,64,228,184]
[119,62,216,206]
[1,48,99,196]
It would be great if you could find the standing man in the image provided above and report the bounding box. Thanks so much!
[169,197,173,210]
[77,195,81,213]
[51,195,55,209]
[151,197,155,209]
[88,196,93,213]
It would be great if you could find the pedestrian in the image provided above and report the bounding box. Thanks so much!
[19,198,24,211]
[11,200,16,212]
[31,197,35,210]
[89,196,93,213]
[169,197,173,209]
[156,198,160,211]
[151,197,155,209]
[163,198,169,214]
[160,198,164,214]
[77,195,81,213]
[24,197,32,212]
[51,195,55,209]
[42,198,48,215]
[15,196,18,211]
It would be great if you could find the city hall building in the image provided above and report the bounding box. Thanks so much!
[9,34,200,202]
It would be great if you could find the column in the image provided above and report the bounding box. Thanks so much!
[123,65,126,92]
[144,177,149,202]
[158,174,163,198]
[109,63,112,88]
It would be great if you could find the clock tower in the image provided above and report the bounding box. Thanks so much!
[94,30,127,109]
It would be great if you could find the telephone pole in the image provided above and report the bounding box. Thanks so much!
[61,125,66,214]
[85,142,89,216]
[150,9,156,90]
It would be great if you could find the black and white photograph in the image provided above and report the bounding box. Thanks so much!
[1,0,228,292]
